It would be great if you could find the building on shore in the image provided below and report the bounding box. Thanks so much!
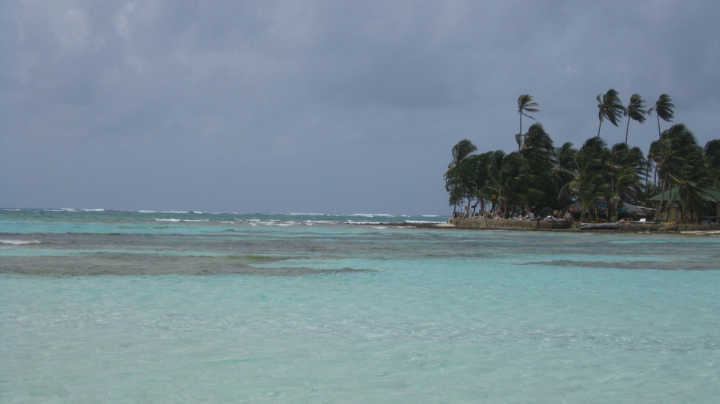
[650,187,720,223]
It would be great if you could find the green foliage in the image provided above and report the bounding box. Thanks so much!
[517,94,540,118]
[516,94,539,149]
[487,152,526,213]
[650,94,675,123]
[649,124,708,222]
[450,139,477,168]
[571,137,610,219]
[650,124,705,185]
[672,175,710,223]
[648,94,675,138]
[608,143,647,219]
[445,139,477,212]
[557,142,578,172]
[521,124,557,209]
[626,94,648,123]
[555,142,578,208]
[624,94,648,144]
[706,140,720,169]
[443,91,719,224]
[596,89,625,137]
[705,139,720,187]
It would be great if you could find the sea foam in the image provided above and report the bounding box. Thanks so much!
[351,213,394,218]
[154,218,208,223]
[0,239,41,246]
[345,220,383,225]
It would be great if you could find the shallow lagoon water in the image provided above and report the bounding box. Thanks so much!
[1,209,719,402]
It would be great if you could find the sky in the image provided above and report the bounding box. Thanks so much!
[1,0,719,214]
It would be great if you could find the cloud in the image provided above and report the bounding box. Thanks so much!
[1,0,719,212]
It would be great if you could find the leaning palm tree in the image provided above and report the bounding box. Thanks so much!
[607,143,646,219]
[624,94,647,144]
[647,94,675,185]
[517,94,539,150]
[649,124,703,221]
[449,139,477,168]
[596,89,625,137]
[563,137,610,220]
[648,94,675,138]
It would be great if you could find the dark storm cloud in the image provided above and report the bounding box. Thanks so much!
[1,0,719,212]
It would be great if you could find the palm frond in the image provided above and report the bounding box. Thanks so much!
[655,94,675,122]
[451,139,477,167]
[601,89,625,126]
[626,94,648,122]
[517,94,540,114]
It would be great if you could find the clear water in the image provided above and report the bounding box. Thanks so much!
[1,209,719,403]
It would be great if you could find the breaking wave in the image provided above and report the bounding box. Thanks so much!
[345,220,383,225]
[154,218,209,223]
[351,213,394,218]
[0,239,41,246]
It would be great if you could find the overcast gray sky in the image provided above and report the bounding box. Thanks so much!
[1,0,719,214]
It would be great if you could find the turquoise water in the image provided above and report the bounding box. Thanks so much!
[1,209,719,402]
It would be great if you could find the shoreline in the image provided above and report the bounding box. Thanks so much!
[374,217,720,235]
[452,216,720,234]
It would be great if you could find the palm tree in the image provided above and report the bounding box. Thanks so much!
[555,142,578,209]
[483,151,506,214]
[564,137,610,220]
[446,139,479,216]
[670,174,708,223]
[647,94,675,185]
[449,139,477,168]
[522,124,557,209]
[596,89,625,137]
[557,142,578,173]
[648,94,675,138]
[497,152,528,216]
[624,94,648,144]
[607,143,646,219]
[649,124,705,221]
[517,94,539,150]
[705,140,720,189]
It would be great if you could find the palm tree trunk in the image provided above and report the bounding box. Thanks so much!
[519,113,522,137]
[662,176,669,221]
[518,113,523,151]
[597,120,602,137]
[654,165,658,186]
[659,177,665,221]
[625,116,631,144]
[657,115,661,138]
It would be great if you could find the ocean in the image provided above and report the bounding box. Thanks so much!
[1,208,719,402]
